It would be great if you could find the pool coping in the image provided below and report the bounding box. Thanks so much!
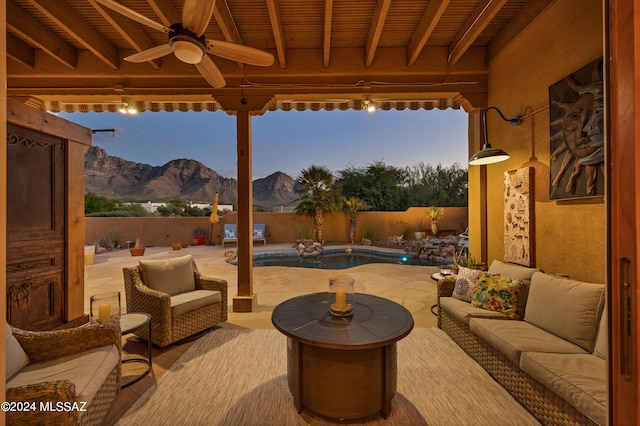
[225,244,412,266]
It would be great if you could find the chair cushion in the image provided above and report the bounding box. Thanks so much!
[139,254,195,296]
[471,273,522,319]
[525,272,605,352]
[171,290,222,318]
[5,322,30,379]
[470,318,588,365]
[224,226,236,239]
[6,345,119,404]
[440,297,512,324]
[520,352,606,426]
[451,267,482,302]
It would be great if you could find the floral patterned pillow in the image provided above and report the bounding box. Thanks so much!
[471,273,522,319]
[451,266,483,302]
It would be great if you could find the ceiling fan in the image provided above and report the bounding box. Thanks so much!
[94,0,274,88]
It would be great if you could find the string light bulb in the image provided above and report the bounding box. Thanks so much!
[362,98,376,113]
[119,98,138,114]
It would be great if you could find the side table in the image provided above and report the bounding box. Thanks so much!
[120,312,152,388]
[430,272,453,316]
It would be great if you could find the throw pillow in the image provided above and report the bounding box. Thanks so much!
[451,266,482,302]
[5,322,30,378]
[471,273,522,319]
[139,254,196,295]
[224,229,235,239]
[253,229,263,238]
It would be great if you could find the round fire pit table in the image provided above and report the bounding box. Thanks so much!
[271,292,413,420]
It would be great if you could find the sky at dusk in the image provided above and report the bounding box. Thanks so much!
[57,107,469,180]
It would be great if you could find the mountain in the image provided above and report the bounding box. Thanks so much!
[84,146,301,209]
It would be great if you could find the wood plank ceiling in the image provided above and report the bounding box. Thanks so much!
[6,0,554,113]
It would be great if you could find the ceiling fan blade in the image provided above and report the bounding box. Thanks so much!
[206,40,274,67]
[195,55,226,88]
[93,0,172,33]
[182,0,216,37]
[124,44,173,63]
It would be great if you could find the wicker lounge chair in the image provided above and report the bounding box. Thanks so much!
[123,255,228,347]
[5,321,121,426]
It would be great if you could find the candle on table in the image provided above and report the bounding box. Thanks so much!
[98,303,111,323]
[335,290,347,308]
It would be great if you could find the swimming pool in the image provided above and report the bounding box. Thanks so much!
[230,246,449,270]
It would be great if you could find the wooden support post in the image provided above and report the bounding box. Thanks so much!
[233,110,257,312]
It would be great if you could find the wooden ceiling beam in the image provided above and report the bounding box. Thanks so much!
[407,0,450,67]
[266,0,287,68]
[214,0,242,44]
[323,0,333,67]
[24,0,119,69]
[6,33,35,68]
[365,0,391,67]
[7,0,76,69]
[7,46,487,91]
[88,0,161,70]
[213,0,245,68]
[147,0,180,27]
[448,0,508,65]
[486,0,558,65]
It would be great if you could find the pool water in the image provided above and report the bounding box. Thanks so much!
[251,249,444,270]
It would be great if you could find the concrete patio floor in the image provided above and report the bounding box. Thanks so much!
[86,243,441,424]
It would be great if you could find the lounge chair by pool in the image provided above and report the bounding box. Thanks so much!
[222,224,267,246]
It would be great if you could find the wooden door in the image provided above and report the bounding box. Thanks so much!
[6,123,65,330]
[608,0,639,423]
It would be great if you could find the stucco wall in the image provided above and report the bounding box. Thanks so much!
[85,207,468,247]
[469,0,605,282]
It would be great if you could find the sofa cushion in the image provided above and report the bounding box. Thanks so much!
[471,274,522,319]
[6,345,119,405]
[593,306,607,360]
[451,266,482,302]
[139,255,196,296]
[488,259,540,282]
[5,322,30,379]
[171,290,221,318]
[440,297,512,324]
[470,318,588,365]
[525,272,605,352]
[520,352,606,426]
[488,260,539,318]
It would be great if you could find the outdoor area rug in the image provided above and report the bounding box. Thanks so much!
[118,325,540,425]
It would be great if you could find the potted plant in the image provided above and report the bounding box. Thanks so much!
[425,207,444,236]
[129,237,145,256]
[193,226,206,245]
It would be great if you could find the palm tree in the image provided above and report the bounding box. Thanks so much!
[344,197,368,243]
[295,165,342,242]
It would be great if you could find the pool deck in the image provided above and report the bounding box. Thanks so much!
[85,243,440,329]
[89,243,441,423]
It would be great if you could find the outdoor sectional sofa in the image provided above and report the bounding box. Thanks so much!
[5,321,121,426]
[437,260,606,426]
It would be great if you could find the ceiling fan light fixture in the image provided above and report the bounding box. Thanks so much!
[172,39,204,64]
